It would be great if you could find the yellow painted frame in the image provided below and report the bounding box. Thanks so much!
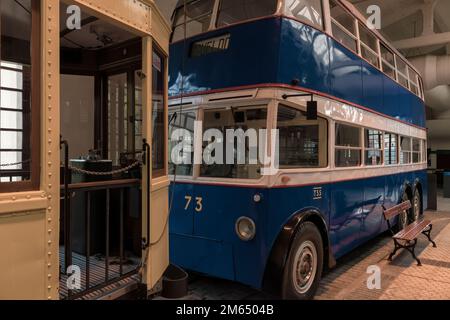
[0,0,171,300]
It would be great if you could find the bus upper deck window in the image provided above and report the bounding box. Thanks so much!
[381,44,396,80]
[277,105,328,168]
[330,0,357,52]
[216,0,278,27]
[285,0,323,30]
[359,23,379,68]
[172,0,215,42]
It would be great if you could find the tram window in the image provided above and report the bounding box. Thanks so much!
[400,136,412,164]
[285,0,323,30]
[359,23,379,68]
[169,111,197,176]
[277,105,328,168]
[200,105,267,179]
[412,138,421,164]
[335,124,361,167]
[216,0,278,27]
[330,0,357,52]
[384,133,398,165]
[172,0,215,42]
[152,48,167,178]
[365,129,383,166]
[381,44,396,80]
[0,0,40,189]
[134,71,143,152]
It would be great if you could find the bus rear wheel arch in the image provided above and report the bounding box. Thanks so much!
[282,222,323,300]
[262,210,331,299]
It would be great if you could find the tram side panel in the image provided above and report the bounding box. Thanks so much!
[0,209,47,299]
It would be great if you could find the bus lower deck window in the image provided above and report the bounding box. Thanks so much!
[169,111,197,176]
[335,124,361,167]
[277,104,327,168]
[384,133,398,165]
[200,105,268,180]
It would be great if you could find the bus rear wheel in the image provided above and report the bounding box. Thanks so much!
[396,192,410,231]
[282,222,323,300]
[411,188,422,223]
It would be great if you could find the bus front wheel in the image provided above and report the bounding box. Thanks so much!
[282,222,323,300]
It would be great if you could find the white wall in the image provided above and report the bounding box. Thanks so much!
[60,74,95,159]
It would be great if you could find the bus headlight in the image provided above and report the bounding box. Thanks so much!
[253,193,262,203]
[235,217,256,241]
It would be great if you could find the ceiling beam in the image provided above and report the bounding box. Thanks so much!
[393,31,450,49]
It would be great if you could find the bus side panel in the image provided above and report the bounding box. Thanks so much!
[362,61,384,111]
[170,183,270,288]
[397,86,413,126]
[361,175,386,242]
[411,95,426,128]
[277,19,332,96]
[329,180,364,258]
[383,172,402,230]
[168,18,281,96]
[169,183,195,235]
[266,184,330,248]
[170,233,236,281]
[328,40,364,107]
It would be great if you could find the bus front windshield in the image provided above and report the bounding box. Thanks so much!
[200,106,268,180]
[171,0,279,42]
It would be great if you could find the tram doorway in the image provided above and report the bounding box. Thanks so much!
[59,4,145,299]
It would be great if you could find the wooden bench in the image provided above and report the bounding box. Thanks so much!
[382,201,437,266]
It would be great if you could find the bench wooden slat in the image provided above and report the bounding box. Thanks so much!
[383,201,411,220]
[393,219,431,241]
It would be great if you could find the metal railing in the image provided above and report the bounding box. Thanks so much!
[60,139,144,300]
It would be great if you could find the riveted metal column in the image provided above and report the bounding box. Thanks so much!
[42,0,61,300]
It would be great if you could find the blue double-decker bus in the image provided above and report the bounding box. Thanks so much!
[168,0,428,299]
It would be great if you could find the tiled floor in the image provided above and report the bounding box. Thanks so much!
[173,194,450,300]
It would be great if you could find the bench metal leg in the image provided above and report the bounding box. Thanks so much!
[388,239,422,266]
[388,239,401,261]
[405,239,421,266]
[422,224,437,248]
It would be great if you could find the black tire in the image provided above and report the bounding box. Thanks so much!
[411,188,422,223]
[395,192,410,232]
[282,222,323,300]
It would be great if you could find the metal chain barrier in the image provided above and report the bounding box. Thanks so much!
[68,160,142,176]
[0,159,31,167]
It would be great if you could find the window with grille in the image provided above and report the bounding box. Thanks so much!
[0,0,40,191]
